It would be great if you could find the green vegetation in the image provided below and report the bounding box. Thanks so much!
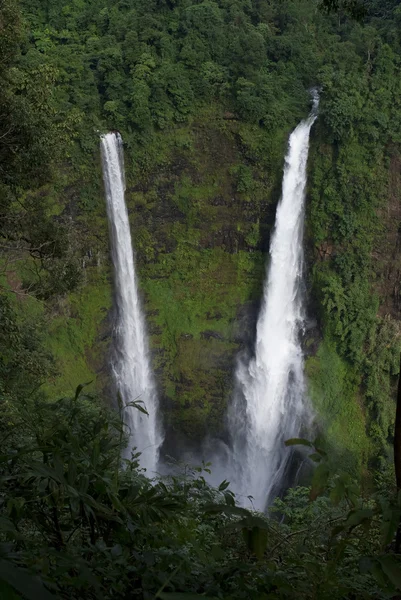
[1,0,401,595]
[43,281,112,397]
[306,339,371,476]
[307,12,401,463]
[0,0,401,555]
[0,386,401,599]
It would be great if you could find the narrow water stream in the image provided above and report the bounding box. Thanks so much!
[101,132,162,474]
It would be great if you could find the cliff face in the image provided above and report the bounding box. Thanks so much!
[126,114,286,441]
[303,118,401,475]
[27,107,400,480]
[39,113,401,469]
[36,110,289,443]
[374,149,401,320]
[6,0,400,474]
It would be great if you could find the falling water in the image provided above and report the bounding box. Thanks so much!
[101,132,161,474]
[229,94,319,510]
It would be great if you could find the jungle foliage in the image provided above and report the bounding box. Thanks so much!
[0,385,401,599]
[10,0,400,463]
[1,0,401,595]
[9,0,401,459]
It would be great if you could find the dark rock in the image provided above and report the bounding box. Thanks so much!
[200,330,224,340]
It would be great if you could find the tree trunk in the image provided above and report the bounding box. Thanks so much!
[394,354,401,552]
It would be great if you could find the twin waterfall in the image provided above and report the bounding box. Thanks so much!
[101,133,161,474]
[101,94,318,506]
[229,95,319,510]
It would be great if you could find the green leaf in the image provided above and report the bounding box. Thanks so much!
[343,508,374,529]
[285,438,314,448]
[91,439,100,467]
[310,463,330,500]
[0,517,18,536]
[309,453,322,463]
[159,594,217,599]
[0,560,56,600]
[371,561,393,592]
[331,524,345,537]
[224,491,235,506]
[203,503,251,518]
[377,555,401,590]
[242,526,268,560]
[237,515,270,531]
[380,508,401,547]
[0,581,21,600]
[330,478,346,505]
[52,454,64,480]
[359,556,373,575]
[218,479,230,491]
[126,400,149,416]
[223,513,271,550]
[74,381,93,401]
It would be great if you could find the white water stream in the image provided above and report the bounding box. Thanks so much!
[228,95,319,510]
[101,132,161,474]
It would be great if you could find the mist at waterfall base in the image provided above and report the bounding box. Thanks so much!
[192,95,319,511]
[101,132,162,475]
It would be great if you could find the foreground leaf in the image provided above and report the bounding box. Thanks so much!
[159,594,217,599]
[0,561,56,600]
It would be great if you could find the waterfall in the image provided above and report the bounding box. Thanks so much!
[101,132,161,474]
[228,94,319,510]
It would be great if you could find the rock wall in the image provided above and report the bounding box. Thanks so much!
[125,114,286,442]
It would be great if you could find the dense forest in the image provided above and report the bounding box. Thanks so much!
[1,0,401,597]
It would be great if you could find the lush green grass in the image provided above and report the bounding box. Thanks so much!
[43,274,112,397]
[306,338,372,477]
[142,246,265,437]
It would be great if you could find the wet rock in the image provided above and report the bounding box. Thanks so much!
[200,330,224,340]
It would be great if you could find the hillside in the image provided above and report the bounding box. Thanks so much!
[1,0,401,597]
